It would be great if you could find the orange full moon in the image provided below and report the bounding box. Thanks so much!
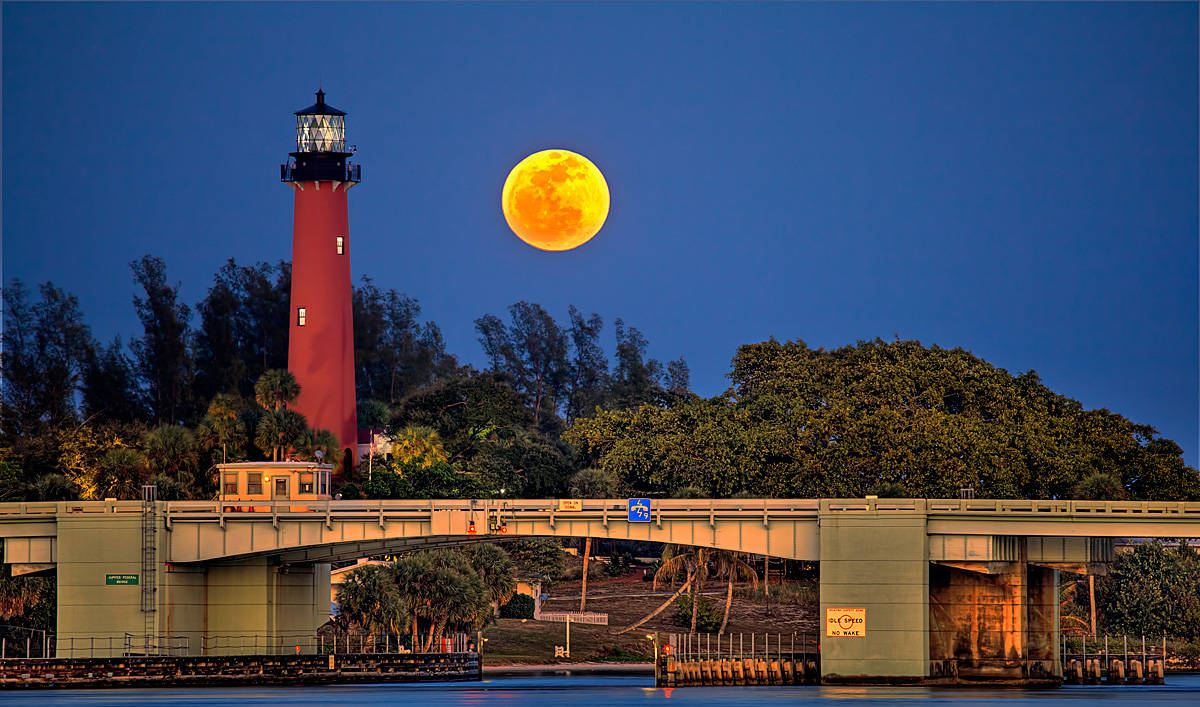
[501,149,610,251]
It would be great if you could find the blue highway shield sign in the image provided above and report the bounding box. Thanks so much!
[628,498,651,522]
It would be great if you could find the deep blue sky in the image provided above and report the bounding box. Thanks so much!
[3,3,1197,463]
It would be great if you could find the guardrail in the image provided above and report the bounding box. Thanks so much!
[4,498,1199,523]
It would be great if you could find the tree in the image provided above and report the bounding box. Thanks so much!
[390,373,574,497]
[337,563,408,635]
[130,255,194,424]
[569,467,621,611]
[357,399,390,430]
[565,306,609,422]
[255,408,308,461]
[296,428,340,467]
[254,369,300,411]
[58,424,138,500]
[389,425,449,467]
[712,551,758,634]
[192,263,246,404]
[507,539,565,586]
[96,447,149,500]
[476,302,569,427]
[465,544,518,607]
[1,280,92,433]
[609,319,664,409]
[354,277,457,404]
[1095,540,1200,638]
[81,337,146,424]
[196,393,247,465]
[194,259,291,401]
[568,338,1200,501]
[142,424,199,490]
[653,545,709,633]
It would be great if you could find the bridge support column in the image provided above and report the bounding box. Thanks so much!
[200,559,330,655]
[819,504,929,682]
[54,510,161,657]
[928,557,1059,682]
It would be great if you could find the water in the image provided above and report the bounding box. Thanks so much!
[3,673,1198,706]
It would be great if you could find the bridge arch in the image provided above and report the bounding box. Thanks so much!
[164,498,822,565]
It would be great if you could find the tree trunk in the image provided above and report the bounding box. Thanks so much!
[613,574,693,635]
[1088,574,1097,637]
[580,537,592,612]
[423,620,437,653]
[718,573,734,635]
[432,620,446,652]
[412,616,419,652]
[689,563,699,632]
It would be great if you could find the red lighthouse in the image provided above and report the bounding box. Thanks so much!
[282,90,360,473]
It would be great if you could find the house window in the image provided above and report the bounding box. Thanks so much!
[297,307,307,326]
[300,472,314,494]
[336,236,344,255]
[222,474,238,495]
[246,472,263,495]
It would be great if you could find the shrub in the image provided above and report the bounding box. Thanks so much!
[605,552,634,577]
[672,594,722,632]
[499,593,535,619]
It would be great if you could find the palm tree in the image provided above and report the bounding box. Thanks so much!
[712,551,758,634]
[97,447,148,499]
[612,570,695,635]
[296,428,341,470]
[338,563,407,636]
[142,424,199,487]
[615,544,707,635]
[255,408,308,461]
[390,425,448,467]
[568,467,620,612]
[466,544,517,607]
[196,393,246,464]
[254,369,300,411]
[392,553,436,649]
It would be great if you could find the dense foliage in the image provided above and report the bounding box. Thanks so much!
[335,546,515,650]
[498,592,535,619]
[567,339,1199,500]
[1094,541,1200,638]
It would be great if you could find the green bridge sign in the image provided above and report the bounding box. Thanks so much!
[105,574,139,586]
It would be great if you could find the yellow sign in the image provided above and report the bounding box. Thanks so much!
[825,607,866,637]
[558,499,583,511]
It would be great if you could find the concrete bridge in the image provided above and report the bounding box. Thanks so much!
[2,497,1199,683]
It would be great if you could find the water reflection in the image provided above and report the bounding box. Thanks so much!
[1,673,1196,706]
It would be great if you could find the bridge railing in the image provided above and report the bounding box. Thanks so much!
[160,498,825,529]
[6,498,1200,521]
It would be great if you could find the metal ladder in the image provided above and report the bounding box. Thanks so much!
[141,484,157,655]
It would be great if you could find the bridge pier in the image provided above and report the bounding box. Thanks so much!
[49,509,330,657]
[928,559,1058,682]
[818,505,930,682]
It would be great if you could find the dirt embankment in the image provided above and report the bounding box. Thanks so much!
[483,573,819,665]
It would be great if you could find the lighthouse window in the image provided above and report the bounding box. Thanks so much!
[296,114,345,153]
[297,307,307,326]
[336,236,344,254]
